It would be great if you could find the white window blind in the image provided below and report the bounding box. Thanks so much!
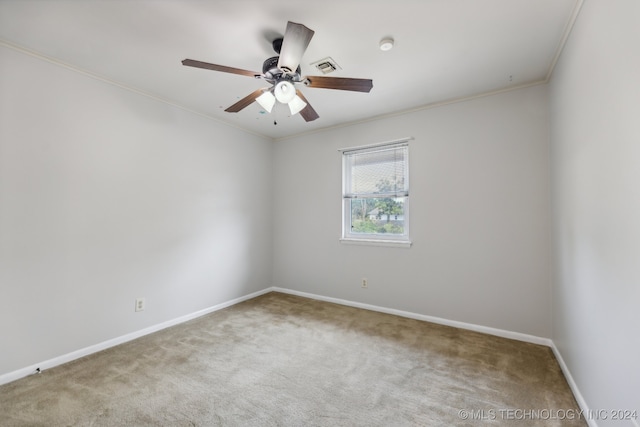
[343,143,409,199]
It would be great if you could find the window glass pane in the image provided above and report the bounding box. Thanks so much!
[350,197,406,235]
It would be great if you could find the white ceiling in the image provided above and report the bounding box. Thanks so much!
[0,0,582,140]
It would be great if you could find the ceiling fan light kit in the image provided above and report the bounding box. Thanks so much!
[181,21,373,123]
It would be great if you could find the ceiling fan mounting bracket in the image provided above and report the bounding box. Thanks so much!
[272,38,283,54]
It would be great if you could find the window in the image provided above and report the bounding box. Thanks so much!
[341,139,411,247]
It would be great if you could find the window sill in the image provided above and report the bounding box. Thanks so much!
[339,238,412,248]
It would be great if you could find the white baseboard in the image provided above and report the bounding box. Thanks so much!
[272,287,552,347]
[0,288,272,387]
[549,342,597,427]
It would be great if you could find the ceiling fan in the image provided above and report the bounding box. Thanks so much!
[182,21,373,122]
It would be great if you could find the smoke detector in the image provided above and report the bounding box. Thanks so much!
[379,38,394,51]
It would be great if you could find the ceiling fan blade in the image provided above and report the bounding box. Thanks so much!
[296,90,319,122]
[304,76,373,93]
[277,22,315,74]
[225,89,266,113]
[182,59,260,77]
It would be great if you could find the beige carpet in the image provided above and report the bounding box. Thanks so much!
[0,292,586,426]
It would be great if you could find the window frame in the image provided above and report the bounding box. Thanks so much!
[340,138,412,248]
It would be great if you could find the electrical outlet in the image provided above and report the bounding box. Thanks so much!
[361,278,368,288]
[135,298,146,312]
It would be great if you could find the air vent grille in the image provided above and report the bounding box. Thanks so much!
[311,57,342,74]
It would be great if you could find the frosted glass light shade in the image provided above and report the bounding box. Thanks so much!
[288,95,307,115]
[255,91,276,113]
[274,81,296,104]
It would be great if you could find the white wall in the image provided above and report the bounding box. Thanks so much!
[273,85,552,338]
[549,0,640,424]
[0,46,273,376]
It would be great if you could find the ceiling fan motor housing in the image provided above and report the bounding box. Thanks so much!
[262,56,279,80]
[262,56,301,82]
